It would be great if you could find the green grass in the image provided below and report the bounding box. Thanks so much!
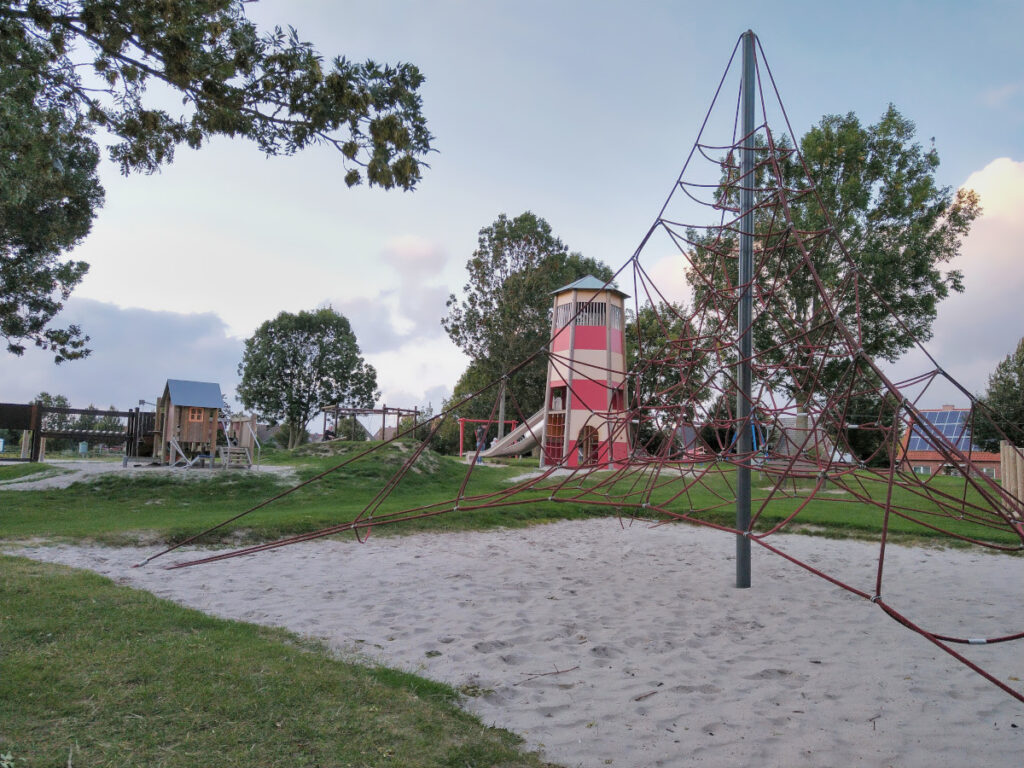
[0,556,556,768]
[0,462,54,483]
[0,443,608,545]
[1,443,1019,550]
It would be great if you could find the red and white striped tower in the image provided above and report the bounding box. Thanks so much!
[542,276,629,469]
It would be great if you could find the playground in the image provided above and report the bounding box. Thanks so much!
[3,24,1023,768]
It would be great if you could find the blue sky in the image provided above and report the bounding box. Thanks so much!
[2,0,1022,417]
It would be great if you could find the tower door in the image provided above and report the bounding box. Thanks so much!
[577,425,600,467]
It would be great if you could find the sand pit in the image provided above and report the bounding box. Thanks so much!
[16,519,1024,767]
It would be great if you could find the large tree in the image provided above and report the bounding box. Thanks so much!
[237,308,379,450]
[626,301,712,455]
[686,105,979,426]
[1,1,432,361]
[442,212,615,417]
[973,337,1024,453]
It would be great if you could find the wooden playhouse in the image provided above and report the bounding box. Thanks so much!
[153,379,222,465]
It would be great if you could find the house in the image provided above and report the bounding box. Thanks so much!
[900,405,1000,479]
[373,426,399,442]
[153,379,222,465]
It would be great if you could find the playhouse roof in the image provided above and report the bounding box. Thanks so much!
[551,274,629,297]
[164,379,223,409]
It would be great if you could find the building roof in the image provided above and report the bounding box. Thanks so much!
[551,274,629,297]
[164,379,223,409]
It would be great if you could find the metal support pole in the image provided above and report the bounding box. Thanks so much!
[735,29,755,589]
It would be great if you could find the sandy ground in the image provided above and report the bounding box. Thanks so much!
[15,519,1024,767]
[0,459,295,490]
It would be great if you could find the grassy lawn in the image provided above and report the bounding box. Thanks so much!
[0,556,556,768]
[0,441,1018,548]
[0,462,57,484]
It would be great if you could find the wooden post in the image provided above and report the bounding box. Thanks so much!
[29,403,41,461]
[1002,440,1024,520]
[1016,446,1024,514]
[1001,441,1010,496]
[20,430,30,459]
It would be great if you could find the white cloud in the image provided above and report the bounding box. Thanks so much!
[886,157,1024,401]
[981,82,1024,109]
[331,235,452,353]
[380,235,449,275]
[639,252,693,307]
[368,337,468,409]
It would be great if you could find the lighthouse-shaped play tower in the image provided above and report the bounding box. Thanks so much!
[483,275,630,468]
[543,275,630,468]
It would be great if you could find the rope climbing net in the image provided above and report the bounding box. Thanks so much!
[145,33,1024,703]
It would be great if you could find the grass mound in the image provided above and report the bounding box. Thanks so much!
[292,439,443,474]
[0,462,60,484]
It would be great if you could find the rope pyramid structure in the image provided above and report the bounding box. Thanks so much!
[148,32,1024,703]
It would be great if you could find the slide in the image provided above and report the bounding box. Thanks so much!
[481,409,545,458]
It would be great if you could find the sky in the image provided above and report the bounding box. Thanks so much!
[2,0,1022,422]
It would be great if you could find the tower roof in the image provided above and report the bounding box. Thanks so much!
[551,274,629,297]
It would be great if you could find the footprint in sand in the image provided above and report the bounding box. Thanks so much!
[589,645,623,659]
[473,639,511,653]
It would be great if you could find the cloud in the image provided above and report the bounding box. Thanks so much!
[639,252,692,307]
[380,235,449,275]
[0,299,244,409]
[368,338,468,410]
[981,82,1024,109]
[330,236,452,354]
[886,157,1024,400]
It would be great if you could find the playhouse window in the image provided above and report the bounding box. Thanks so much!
[187,407,205,423]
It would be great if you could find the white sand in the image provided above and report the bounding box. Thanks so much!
[16,519,1024,767]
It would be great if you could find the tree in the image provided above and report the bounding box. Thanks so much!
[626,301,712,455]
[237,308,379,450]
[33,391,72,450]
[74,405,99,433]
[686,106,980,419]
[397,404,434,443]
[94,406,125,445]
[973,337,1024,452]
[442,212,615,417]
[1,1,432,361]
[0,21,102,361]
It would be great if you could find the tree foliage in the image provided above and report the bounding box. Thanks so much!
[430,361,495,455]
[33,390,72,449]
[237,308,379,450]
[442,212,614,416]
[687,105,980,407]
[1,1,432,362]
[625,301,711,455]
[973,337,1024,453]
[1,18,102,360]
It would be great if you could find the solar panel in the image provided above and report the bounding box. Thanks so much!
[906,410,985,454]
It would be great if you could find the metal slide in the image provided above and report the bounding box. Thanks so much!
[480,409,545,458]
